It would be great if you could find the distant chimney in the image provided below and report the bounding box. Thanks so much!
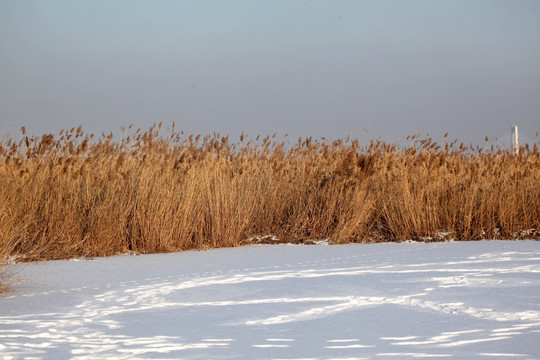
[512,125,519,155]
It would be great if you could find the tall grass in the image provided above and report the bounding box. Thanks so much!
[1,124,538,276]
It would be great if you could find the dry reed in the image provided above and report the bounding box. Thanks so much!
[1,124,539,288]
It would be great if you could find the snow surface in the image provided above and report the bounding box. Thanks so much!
[1,240,539,359]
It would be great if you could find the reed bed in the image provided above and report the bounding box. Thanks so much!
[1,123,539,283]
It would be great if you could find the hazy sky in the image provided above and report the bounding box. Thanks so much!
[1,0,539,146]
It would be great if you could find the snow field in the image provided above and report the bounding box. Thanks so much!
[0,240,539,359]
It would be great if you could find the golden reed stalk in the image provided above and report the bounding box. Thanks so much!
[1,124,538,291]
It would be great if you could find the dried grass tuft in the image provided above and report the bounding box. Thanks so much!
[0,125,538,275]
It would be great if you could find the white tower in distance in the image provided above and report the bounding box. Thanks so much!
[512,125,519,155]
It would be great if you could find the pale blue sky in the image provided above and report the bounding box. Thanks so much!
[1,0,539,146]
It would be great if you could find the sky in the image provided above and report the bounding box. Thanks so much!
[1,0,539,147]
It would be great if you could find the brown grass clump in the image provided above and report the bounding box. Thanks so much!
[0,124,538,274]
[0,266,9,293]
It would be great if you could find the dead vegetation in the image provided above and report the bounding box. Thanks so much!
[1,123,539,287]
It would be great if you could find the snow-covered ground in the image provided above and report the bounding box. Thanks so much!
[1,240,539,359]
